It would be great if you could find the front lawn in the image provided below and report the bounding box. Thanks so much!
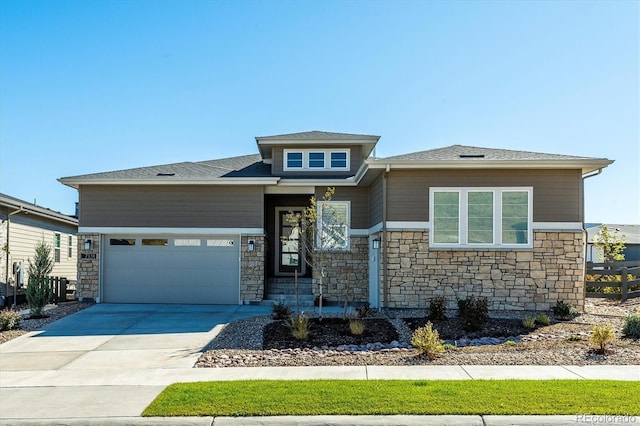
[143,380,640,417]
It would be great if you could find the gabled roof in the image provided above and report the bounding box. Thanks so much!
[256,130,380,160]
[59,154,277,188]
[369,145,612,174]
[586,224,640,245]
[0,193,78,226]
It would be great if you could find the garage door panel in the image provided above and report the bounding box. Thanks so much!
[103,236,240,304]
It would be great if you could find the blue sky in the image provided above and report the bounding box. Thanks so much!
[0,0,638,224]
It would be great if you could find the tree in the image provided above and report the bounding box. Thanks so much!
[26,240,54,317]
[285,187,349,319]
[593,225,626,262]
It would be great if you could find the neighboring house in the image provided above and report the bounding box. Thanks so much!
[0,193,78,304]
[586,224,640,262]
[59,131,613,312]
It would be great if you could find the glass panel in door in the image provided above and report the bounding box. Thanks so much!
[278,210,305,275]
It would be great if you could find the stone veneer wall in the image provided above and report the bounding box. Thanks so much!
[77,233,100,302]
[384,230,585,312]
[313,236,369,303]
[241,235,265,303]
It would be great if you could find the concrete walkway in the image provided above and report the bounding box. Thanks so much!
[1,304,638,425]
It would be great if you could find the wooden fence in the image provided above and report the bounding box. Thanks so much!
[585,261,640,301]
[47,277,72,304]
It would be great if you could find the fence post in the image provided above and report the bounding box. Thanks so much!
[621,267,628,302]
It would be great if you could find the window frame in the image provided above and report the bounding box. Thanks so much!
[429,187,533,249]
[316,200,351,251]
[283,149,350,171]
[54,233,61,263]
[68,235,73,258]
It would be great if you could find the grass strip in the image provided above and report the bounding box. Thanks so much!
[143,380,640,417]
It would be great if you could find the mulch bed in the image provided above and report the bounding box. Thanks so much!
[404,317,530,340]
[263,318,399,349]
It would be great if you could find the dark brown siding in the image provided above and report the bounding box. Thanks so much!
[386,169,583,223]
[315,186,369,230]
[368,174,384,227]
[272,145,363,176]
[79,185,264,228]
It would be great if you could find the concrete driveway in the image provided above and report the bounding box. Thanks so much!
[0,303,272,420]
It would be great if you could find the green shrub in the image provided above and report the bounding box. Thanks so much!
[536,313,551,326]
[349,318,365,335]
[0,309,22,331]
[622,314,640,338]
[567,334,583,342]
[26,276,52,317]
[272,301,292,320]
[457,296,489,331]
[522,315,536,329]
[411,321,445,359]
[589,324,616,352]
[504,340,517,346]
[286,313,310,340]
[552,301,577,321]
[428,296,447,320]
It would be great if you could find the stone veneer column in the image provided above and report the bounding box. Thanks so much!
[312,236,369,304]
[77,234,99,302]
[383,230,585,312]
[240,235,265,303]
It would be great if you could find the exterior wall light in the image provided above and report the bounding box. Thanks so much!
[84,238,93,251]
[372,238,381,249]
[248,240,255,251]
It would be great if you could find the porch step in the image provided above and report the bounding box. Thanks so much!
[266,277,313,295]
[262,294,315,307]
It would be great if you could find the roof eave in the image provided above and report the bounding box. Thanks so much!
[366,159,614,174]
[0,197,78,226]
[58,177,281,189]
[256,138,379,160]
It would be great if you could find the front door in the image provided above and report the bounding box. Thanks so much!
[275,208,306,276]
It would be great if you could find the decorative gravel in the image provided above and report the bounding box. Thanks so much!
[195,298,640,368]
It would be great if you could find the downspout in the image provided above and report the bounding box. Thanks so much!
[580,168,604,307]
[382,164,389,309]
[4,208,23,307]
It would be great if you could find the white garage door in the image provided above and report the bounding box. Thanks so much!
[102,235,240,304]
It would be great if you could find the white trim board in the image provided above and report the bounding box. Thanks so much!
[532,222,583,231]
[79,227,265,235]
[380,221,583,231]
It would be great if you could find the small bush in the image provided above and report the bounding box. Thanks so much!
[26,276,52,317]
[567,334,583,342]
[622,314,640,338]
[522,316,536,329]
[411,321,445,359]
[349,318,365,335]
[552,301,577,321]
[457,296,489,331]
[442,343,456,351]
[536,313,551,326]
[428,296,447,320]
[589,324,616,353]
[286,313,310,340]
[504,340,517,346]
[272,301,292,320]
[0,309,22,331]
[355,304,376,319]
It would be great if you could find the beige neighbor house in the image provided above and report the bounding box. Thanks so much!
[1,193,78,306]
[59,131,613,312]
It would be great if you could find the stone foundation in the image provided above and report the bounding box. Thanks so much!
[383,230,585,312]
[314,236,369,304]
[241,235,265,303]
[77,233,99,302]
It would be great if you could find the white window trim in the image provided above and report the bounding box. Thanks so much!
[317,201,351,251]
[283,149,350,171]
[429,187,533,249]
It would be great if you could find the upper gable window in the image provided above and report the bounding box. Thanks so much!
[283,149,350,171]
[308,152,325,168]
[286,152,303,169]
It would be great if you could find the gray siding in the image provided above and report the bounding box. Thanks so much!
[315,186,369,230]
[368,174,384,227]
[272,145,364,176]
[386,169,583,223]
[80,185,264,228]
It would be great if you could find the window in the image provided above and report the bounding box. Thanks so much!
[110,238,136,245]
[317,201,350,250]
[330,151,348,168]
[174,239,201,247]
[308,152,325,168]
[68,236,73,258]
[142,239,168,246]
[286,152,303,169]
[54,233,61,262]
[283,149,350,171]
[430,187,532,248]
